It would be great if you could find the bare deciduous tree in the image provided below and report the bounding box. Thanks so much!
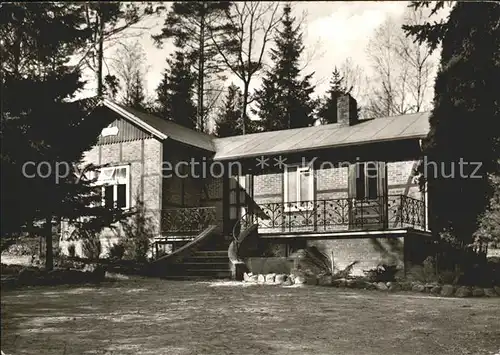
[210,1,284,134]
[296,8,325,73]
[365,17,407,118]
[365,8,435,118]
[75,3,163,96]
[340,58,365,97]
[399,8,435,113]
[110,41,149,106]
[338,57,369,118]
[204,81,226,132]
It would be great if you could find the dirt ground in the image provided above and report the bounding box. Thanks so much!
[1,277,499,355]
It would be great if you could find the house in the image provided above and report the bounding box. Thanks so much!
[60,94,433,279]
[59,99,220,259]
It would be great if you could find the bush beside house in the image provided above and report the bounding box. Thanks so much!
[240,247,500,298]
[241,270,500,298]
[1,262,106,289]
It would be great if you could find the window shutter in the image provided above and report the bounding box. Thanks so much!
[348,164,357,198]
[377,162,387,197]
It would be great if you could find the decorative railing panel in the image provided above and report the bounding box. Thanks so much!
[161,207,217,234]
[253,195,425,234]
[399,195,426,229]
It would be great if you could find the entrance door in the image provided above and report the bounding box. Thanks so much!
[348,162,387,229]
[228,175,247,234]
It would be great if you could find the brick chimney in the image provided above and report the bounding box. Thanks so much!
[337,94,358,126]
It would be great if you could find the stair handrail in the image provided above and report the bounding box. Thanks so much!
[151,225,218,264]
[228,218,258,281]
[231,211,256,255]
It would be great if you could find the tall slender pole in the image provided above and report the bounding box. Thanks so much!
[97,13,104,97]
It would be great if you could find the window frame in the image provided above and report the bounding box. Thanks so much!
[90,165,131,210]
[283,164,314,211]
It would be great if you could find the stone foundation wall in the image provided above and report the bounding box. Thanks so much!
[245,257,295,275]
[308,237,405,276]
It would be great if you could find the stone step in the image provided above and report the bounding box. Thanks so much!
[193,250,228,257]
[198,242,231,249]
[183,257,229,265]
[182,262,230,270]
[157,232,231,279]
[185,255,228,260]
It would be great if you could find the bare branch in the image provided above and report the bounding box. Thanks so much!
[365,9,436,118]
[209,1,284,134]
[109,41,148,105]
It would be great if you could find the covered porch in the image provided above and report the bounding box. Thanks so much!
[153,206,218,256]
[241,194,428,237]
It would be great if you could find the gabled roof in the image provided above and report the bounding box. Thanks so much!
[212,112,430,160]
[102,99,215,152]
[97,98,430,159]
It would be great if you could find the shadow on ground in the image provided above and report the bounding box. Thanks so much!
[1,277,500,355]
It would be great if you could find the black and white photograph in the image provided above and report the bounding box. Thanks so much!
[1,1,499,354]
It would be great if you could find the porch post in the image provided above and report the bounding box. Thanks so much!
[222,162,230,235]
[246,169,254,223]
[424,182,429,231]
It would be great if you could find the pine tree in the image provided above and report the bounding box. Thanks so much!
[153,2,236,132]
[210,2,283,135]
[402,1,451,53]
[406,2,500,247]
[476,175,500,249]
[156,51,197,130]
[215,84,243,137]
[0,3,128,270]
[111,41,149,111]
[317,67,354,124]
[254,4,317,131]
[127,73,147,111]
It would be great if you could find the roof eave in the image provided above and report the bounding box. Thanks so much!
[102,99,168,141]
[213,134,426,161]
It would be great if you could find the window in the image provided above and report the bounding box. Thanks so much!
[94,165,130,209]
[284,165,314,210]
[116,184,127,208]
[229,176,245,220]
[354,162,382,200]
[104,185,114,208]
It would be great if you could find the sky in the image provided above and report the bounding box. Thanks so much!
[77,1,450,128]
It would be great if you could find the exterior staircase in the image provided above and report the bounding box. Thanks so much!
[155,230,232,280]
[171,249,231,280]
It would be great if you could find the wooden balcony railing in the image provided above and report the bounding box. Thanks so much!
[245,195,426,234]
[161,207,216,234]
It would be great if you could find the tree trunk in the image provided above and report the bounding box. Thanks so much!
[241,81,250,135]
[97,14,104,97]
[197,9,206,132]
[197,56,204,131]
[44,215,53,271]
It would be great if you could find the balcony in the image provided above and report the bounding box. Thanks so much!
[248,195,426,235]
[161,207,217,235]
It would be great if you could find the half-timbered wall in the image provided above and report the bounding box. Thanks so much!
[60,112,163,258]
